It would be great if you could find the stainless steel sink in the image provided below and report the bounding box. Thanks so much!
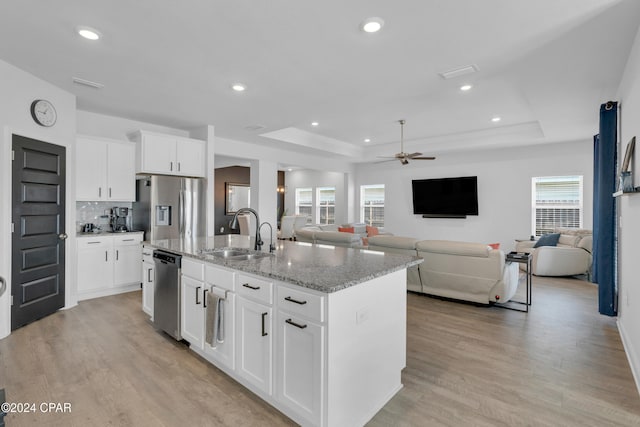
[201,248,272,261]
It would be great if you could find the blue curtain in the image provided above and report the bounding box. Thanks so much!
[593,101,617,316]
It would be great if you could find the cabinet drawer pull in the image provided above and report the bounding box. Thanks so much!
[98,187,102,197]
[147,268,153,282]
[284,296,307,305]
[105,251,108,261]
[109,187,112,198]
[170,161,173,171]
[203,289,208,308]
[285,318,308,330]
[195,286,201,305]
[242,283,260,290]
[116,250,119,260]
[261,312,268,336]
[122,238,135,242]
[178,162,181,172]
[87,241,100,244]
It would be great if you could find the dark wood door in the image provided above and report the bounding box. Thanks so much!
[11,134,66,330]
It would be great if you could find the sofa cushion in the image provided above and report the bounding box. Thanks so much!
[558,234,580,247]
[338,226,354,233]
[368,235,418,250]
[416,240,490,258]
[534,233,560,248]
[577,235,593,253]
[366,225,379,237]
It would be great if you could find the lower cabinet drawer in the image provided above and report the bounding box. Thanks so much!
[276,285,324,323]
[237,274,273,304]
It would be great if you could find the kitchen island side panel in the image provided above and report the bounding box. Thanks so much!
[325,269,407,427]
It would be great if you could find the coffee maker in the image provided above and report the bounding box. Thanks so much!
[110,207,130,232]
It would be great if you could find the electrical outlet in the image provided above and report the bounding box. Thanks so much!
[356,307,369,324]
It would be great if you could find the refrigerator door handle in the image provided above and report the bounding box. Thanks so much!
[179,189,186,237]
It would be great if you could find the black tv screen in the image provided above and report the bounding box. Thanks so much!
[412,176,478,216]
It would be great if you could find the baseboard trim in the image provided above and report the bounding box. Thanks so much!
[617,319,640,397]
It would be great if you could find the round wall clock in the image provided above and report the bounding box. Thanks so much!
[30,99,57,127]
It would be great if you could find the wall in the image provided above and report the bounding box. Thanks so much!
[355,140,594,252]
[616,23,640,394]
[77,110,190,140]
[214,166,250,234]
[0,59,77,339]
[285,170,350,225]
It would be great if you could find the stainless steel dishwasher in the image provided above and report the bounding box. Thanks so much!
[153,250,182,340]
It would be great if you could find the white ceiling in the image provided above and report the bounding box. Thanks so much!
[1,0,639,163]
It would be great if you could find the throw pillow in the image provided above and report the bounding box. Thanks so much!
[338,226,354,233]
[534,233,560,248]
[366,225,379,237]
[488,243,500,250]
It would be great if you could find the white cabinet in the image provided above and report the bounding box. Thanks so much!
[76,136,135,201]
[236,296,272,395]
[181,257,205,349]
[275,284,325,426]
[130,130,205,177]
[275,311,324,426]
[142,246,154,318]
[76,233,143,301]
[77,237,113,293]
[203,265,236,370]
[114,235,142,286]
[181,275,205,349]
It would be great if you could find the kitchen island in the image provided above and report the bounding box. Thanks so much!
[144,235,422,427]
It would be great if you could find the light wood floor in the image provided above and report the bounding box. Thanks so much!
[1,275,639,426]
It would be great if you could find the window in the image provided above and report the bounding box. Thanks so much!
[360,184,385,227]
[316,187,335,225]
[532,176,583,236]
[295,187,313,219]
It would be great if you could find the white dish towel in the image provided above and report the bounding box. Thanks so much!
[205,286,227,347]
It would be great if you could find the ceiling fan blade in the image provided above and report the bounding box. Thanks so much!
[406,152,423,158]
[412,156,436,160]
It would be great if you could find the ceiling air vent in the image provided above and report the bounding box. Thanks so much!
[72,77,104,89]
[438,64,479,80]
[244,125,265,131]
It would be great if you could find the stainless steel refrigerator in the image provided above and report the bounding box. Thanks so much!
[132,175,206,240]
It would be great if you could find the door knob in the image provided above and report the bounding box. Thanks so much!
[0,276,6,297]
[59,233,68,240]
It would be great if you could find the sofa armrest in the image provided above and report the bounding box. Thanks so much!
[515,240,536,252]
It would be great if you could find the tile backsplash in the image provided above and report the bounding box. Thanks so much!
[76,201,133,232]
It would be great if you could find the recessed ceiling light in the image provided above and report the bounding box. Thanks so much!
[491,116,501,122]
[232,83,246,92]
[311,122,319,127]
[77,26,101,40]
[460,84,472,91]
[287,168,293,172]
[364,138,371,143]
[361,17,384,33]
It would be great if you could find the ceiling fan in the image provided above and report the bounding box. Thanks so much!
[377,119,436,165]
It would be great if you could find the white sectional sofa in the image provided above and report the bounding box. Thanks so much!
[368,236,519,305]
[295,223,388,248]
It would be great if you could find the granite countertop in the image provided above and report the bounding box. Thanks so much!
[144,235,423,293]
[77,230,144,237]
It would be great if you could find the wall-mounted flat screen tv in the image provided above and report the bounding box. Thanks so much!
[412,176,478,217]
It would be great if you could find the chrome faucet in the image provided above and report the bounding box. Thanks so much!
[260,222,276,253]
[230,207,263,251]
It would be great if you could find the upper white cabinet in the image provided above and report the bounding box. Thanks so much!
[76,135,136,201]
[129,130,205,177]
